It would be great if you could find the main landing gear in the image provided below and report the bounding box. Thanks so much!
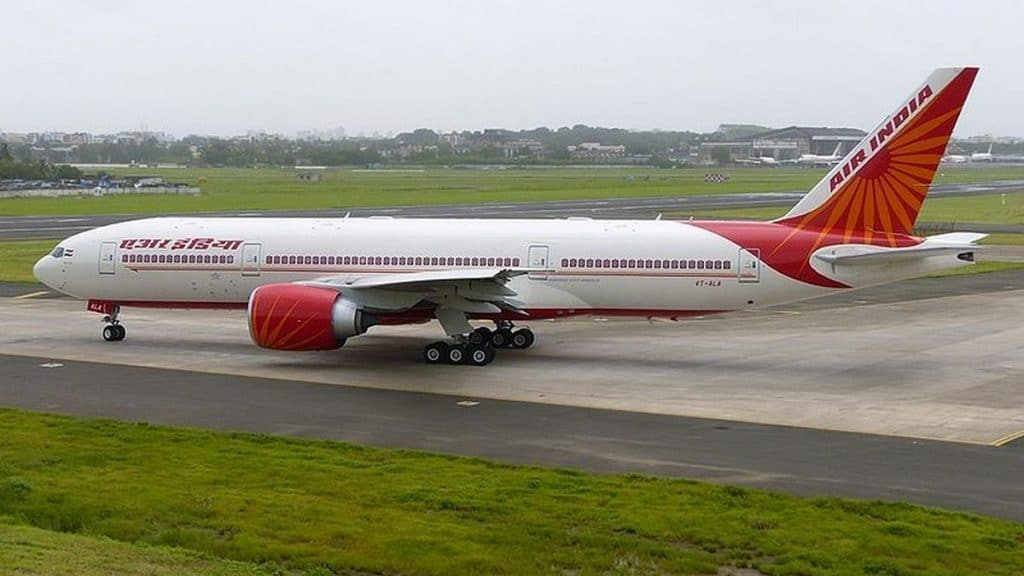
[422,322,534,366]
[101,305,126,342]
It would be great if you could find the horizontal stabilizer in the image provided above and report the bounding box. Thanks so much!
[814,233,986,265]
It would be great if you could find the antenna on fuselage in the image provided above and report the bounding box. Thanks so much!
[655,213,662,221]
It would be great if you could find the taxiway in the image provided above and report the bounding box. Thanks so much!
[1,270,1022,519]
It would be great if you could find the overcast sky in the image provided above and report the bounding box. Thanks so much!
[4,0,1021,137]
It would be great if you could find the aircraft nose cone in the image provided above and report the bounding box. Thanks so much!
[33,255,55,288]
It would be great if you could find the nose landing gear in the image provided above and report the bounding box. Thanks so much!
[98,303,125,342]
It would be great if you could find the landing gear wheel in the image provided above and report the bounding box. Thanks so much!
[113,324,126,341]
[511,328,535,349]
[468,327,492,346]
[447,345,467,365]
[468,345,495,366]
[491,328,513,348]
[423,341,449,364]
[102,325,122,342]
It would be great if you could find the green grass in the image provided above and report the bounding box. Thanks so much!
[0,408,1021,576]
[0,516,282,576]
[1,165,1023,217]
[675,192,1024,225]
[982,233,1024,245]
[926,261,1024,277]
[0,239,56,283]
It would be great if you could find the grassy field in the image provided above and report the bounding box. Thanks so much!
[1,165,1023,217]
[673,192,1024,225]
[0,239,55,283]
[0,517,280,576]
[927,260,1024,277]
[0,408,1021,576]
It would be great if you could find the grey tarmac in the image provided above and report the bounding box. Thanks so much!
[0,352,1021,521]
[1,271,1023,520]
[2,179,1024,240]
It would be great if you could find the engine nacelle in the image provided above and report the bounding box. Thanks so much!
[247,284,373,351]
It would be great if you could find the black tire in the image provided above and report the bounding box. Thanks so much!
[447,345,466,364]
[511,328,535,349]
[102,325,118,342]
[114,325,126,341]
[491,328,513,348]
[423,341,448,364]
[468,327,491,346]
[468,345,495,366]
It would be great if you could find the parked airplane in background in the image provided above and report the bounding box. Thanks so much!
[736,155,779,166]
[35,67,984,366]
[971,143,994,162]
[786,142,844,166]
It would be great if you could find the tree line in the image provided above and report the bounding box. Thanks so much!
[0,144,82,180]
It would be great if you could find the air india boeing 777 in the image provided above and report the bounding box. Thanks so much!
[34,67,983,366]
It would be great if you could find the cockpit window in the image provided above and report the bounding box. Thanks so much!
[49,246,64,258]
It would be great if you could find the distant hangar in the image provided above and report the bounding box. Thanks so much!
[700,125,867,164]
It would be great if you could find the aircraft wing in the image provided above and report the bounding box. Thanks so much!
[313,267,530,290]
[299,268,538,333]
[813,233,986,265]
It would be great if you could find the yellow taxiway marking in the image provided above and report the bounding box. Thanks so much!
[992,430,1024,447]
[14,291,50,300]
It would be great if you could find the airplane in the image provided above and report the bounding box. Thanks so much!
[971,143,994,162]
[735,155,779,166]
[785,142,845,166]
[34,67,984,367]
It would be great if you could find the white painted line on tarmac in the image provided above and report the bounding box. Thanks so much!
[14,291,50,300]
[39,362,63,368]
[456,400,480,407]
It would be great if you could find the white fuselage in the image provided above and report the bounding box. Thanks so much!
[35,216,841,319]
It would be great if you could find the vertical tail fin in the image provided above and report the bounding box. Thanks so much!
[831,142,842,157]
[775,67,978,240]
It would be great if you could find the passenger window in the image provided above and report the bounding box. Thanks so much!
[724,260,731,269]
[697,260,705,269]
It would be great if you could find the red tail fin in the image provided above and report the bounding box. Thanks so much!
[776,67,978,245]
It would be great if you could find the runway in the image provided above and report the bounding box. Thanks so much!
[3,179,1024,240]
[1,269,1022,519]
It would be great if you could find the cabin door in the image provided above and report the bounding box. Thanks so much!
[738,248,761,284]
[527,245,549,280]
[241,243,262,277]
